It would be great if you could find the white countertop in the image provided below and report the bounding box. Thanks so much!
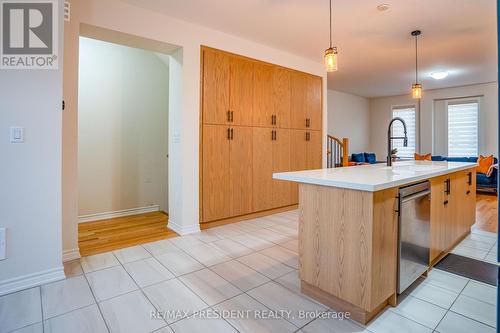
[273,160,477,192]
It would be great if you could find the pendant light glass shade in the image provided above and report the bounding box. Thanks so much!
[412,83,422,99]
[324,47,338,72]
[324,0,338,72]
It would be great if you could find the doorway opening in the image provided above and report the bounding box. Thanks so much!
[76,26,180,256]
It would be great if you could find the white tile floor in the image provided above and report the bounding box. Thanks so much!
[0,210,497,333]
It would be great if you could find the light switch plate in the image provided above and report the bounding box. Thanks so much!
[10,127,24,143]
[0,228,5,260]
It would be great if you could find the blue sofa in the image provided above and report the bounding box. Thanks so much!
[432,156,498,193]
[351,152,377,164]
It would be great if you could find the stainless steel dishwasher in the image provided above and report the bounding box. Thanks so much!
[397,181,431,294]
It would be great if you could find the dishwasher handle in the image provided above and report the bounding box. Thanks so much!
[401,189,431,204]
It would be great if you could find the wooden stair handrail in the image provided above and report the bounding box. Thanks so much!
[327,135,349,167]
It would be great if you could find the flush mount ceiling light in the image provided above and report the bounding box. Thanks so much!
[430,71,449,80]
[376,3,391,11]
[411,30,422,99]
[324,0,338,72]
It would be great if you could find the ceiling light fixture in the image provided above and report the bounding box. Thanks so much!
[411,30,422,99]
[430,71,449,80]
[324,0,338,72]
[376,3,390,11]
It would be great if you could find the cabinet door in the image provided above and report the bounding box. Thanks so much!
[452,171,467,239]
[465,169,477,229]
[202,49,230,125]
[307,75,322,131]
[273,68,291,128]
[252,127,274,211]
[229,126,253,216]
[202,125,231,222]
[307,130,323,169]
[290,72,308,129]
[230,57,253,126]
[453,170,477,235]
[290,130,308,203]
[253,63,274,127]
[273,129,291,207]
[429,175,449,264]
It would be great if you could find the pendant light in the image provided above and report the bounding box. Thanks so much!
[411,30,422,99]
[324,0,338,72]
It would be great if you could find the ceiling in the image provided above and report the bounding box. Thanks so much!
[123,0,497,98]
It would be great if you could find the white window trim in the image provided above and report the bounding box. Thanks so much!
[391,104,419,158]
[444,98,480,157]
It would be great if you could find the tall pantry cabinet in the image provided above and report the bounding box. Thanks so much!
[200,46,323,223]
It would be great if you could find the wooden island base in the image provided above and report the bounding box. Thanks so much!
[296,166,476,325]
[301,281,397,325]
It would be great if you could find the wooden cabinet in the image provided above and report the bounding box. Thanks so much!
[273,67,291,128]
[201,47,322,223]
[230,57,254,126]
[273,129,292,207]
[291,72,322,130]
[429,169,476,264]
[202,49,253,126]
[253,128,292,211]
[202,49,230,125]
[202,125,231,221]
[252,127,274,211]
[307,76,322,130]
[229,126,253,216]
[290,72,308,129]
[253,63,274,127]
[202,125,253,222]
[454,170,476,237]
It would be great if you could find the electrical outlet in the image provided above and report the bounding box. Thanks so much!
[0,228,5,260]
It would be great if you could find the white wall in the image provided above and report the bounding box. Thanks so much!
[78,37,169,216]
[0,3,64,293]
[327,90,370,154]
[62,0,327,252]
[369,82,498,160]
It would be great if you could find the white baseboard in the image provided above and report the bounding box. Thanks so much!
[167,219,200,235]
[78,205,160,223]
[0,267,65,296]
[62,248,81,262]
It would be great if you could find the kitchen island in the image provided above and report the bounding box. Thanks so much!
[273,160,477,324]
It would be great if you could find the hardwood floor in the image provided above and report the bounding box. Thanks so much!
[474,193,498,233]
[78,211,177,257]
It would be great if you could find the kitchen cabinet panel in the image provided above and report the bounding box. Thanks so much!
[230,126,253,216]
[202,49,230,125]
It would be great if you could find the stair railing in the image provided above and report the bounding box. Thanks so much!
[327,136,349,168]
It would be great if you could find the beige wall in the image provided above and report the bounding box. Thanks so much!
[63,0,326,253]
[369,82,498,160]
[327,90,370,154]
[77,37,169,216]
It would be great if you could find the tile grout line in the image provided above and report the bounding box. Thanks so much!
[81,268,112,333]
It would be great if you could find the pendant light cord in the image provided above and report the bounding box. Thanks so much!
[415,35,418,84]
[329,0,332,48]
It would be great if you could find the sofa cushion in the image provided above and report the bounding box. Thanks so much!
[351,153,366,163]
[364,153,377,164]
[415,153,432,161]
[477,173,497,186]
[478,155,494,174]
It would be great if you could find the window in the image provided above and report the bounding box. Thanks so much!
[447,101,479,157]
[392,106,417,158]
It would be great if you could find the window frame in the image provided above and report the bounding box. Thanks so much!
[391,104,419,159]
